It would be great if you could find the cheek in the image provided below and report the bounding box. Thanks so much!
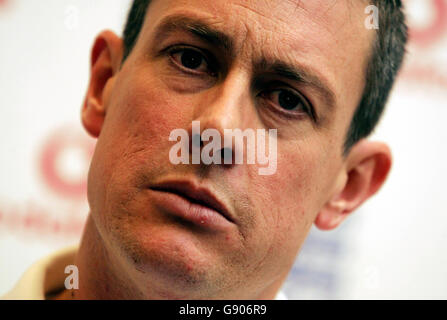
[255,141,329,241]
[109,73,188,142]
[87,68,194,222]
[228,148,323,278]
[273,145,319,213]
[93,65,199,172]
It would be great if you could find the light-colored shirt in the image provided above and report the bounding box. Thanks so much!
[2,246,287,300]
[2,245,78,300]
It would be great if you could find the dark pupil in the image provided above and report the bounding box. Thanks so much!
[181,50,203,69]
[278,91,299,110]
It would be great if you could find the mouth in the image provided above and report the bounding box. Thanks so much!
[149,180,235,229]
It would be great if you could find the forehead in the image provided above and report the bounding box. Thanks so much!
[137,0,373,127]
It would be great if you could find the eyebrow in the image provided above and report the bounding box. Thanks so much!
[153,15,234,52]
[153,14,336,110]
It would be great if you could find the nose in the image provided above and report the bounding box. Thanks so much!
[194,70,252,133]
[188,70,254,166]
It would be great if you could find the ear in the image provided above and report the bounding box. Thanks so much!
[81,30,123,137]
[314,140,392,230]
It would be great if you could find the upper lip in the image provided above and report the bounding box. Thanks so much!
[149,180,235,224]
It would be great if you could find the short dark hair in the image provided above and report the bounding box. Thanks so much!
[122,0,151,61]
[344,0,407,153]
[122,0,408,154]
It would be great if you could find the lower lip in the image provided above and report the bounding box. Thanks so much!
[149,189,233,231]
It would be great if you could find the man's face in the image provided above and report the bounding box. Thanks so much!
[87,0,373,298]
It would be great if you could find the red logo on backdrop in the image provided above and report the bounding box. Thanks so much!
[409,0,447,46]
[0,0,12,11]
[400,0,447,91]
[0,126,95,239]
[40,127,95,199]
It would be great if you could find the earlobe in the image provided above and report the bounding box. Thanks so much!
[314,140,392,231]
[314,172,349,231]
[81,30,123,138]
[82,97,105,138]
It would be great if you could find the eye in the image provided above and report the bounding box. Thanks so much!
[276,90,301,110]
[169,47,214,75]
[262,89,311,113]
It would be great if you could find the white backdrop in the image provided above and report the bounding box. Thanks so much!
[0,0,446,299]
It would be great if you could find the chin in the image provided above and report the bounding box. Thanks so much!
[108,218,229,297]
